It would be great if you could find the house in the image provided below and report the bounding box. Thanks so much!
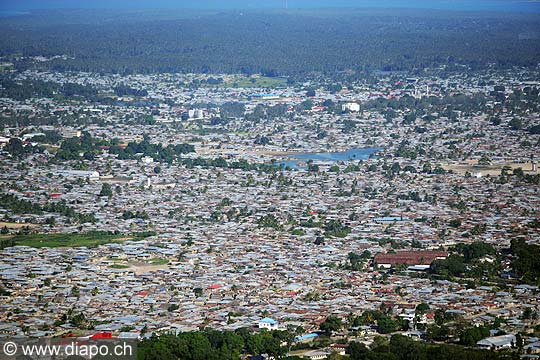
[342,103,360,112]
[403,330,425,339]
[329,344,348,355]
[258,317,278,330]
[351,325,377,337]
[302,350,328,359]
[295,333,319,342]
[373,216,409,223]
[477,334,516,350]
[524,341,540,354]
[374,251,448,269]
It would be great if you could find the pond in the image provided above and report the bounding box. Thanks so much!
[279,147,383,169]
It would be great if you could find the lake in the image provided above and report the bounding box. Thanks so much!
[279,147,382,169]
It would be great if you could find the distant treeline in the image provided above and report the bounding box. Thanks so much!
[109,140,195,162]
[1,9,540,75]
[0,78,98,101]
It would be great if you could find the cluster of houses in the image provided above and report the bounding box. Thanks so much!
[0,67,539,358]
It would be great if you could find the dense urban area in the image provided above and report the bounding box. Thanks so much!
[0,6,539,360]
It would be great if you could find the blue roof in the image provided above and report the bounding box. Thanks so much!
[259,317,278,325]
[374,216,409,221]
[251,93,278,97]
[295,333,319,341]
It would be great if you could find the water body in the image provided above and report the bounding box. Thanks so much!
[280,147,382,170]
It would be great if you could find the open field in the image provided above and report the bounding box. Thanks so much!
[108,264,130,269]
[0,222,39,229]
[100,176,134,184]
[103,257,170,274]
[0,231,153,248]
[442,160,537,176]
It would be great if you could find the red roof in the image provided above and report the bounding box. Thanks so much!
[48,193,62,197]
[136,290,148,296]
[207,284,222,290]
[374,251,448,266]
[90,332,112,339]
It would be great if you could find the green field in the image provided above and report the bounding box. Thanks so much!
[108,264,130,269]
[4,231,154,248]
[224,76,287,88]
[148,258,169,265]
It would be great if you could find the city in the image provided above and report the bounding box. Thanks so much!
[0,3,539,360]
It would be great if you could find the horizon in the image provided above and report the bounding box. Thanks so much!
[1,0,540,13]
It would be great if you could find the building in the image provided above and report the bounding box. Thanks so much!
[342,102,360,112]
[258,318,278,330]
[251,94,280,101]
[374,251,448,269]
[60,129,82,138]
[188,109,204,119]
[373,216,409,223]
[302,350,328,360]
[57,170,100,181]
[476,334,516,350]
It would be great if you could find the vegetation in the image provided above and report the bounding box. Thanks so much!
[109,264,130,269]
[109,139,195,163]
[2,9,539,75]
[138,328,287,360]
[0,192,97,224]
[135,328,505,360]
[99,183,113,197]
[319,315,343,335]
[1,231,154,249]
[323,219,351,238]
[347,250,371,271]
[430,242,500,281]
[459,325,491,347]
[511,239,540,285]
[347,334,503,360]
[454,242,495,262]
[55,132,108,161]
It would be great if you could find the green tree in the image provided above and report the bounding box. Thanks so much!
[415,302,430,315]
[99,183,113,197]
[6,138,25,157]
[320,315,343,335]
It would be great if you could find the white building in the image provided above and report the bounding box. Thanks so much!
[57,170,100,181]
[477,334,516,350]
[342,102,360,112]
[258,317,278,330]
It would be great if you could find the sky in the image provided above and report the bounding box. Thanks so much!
[1,0,540,12]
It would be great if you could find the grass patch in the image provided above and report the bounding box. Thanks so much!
[108,264,130,269]
[8,231,155,248]
[148,258,169,265]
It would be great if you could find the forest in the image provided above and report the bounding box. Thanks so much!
[0,9,540,75]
